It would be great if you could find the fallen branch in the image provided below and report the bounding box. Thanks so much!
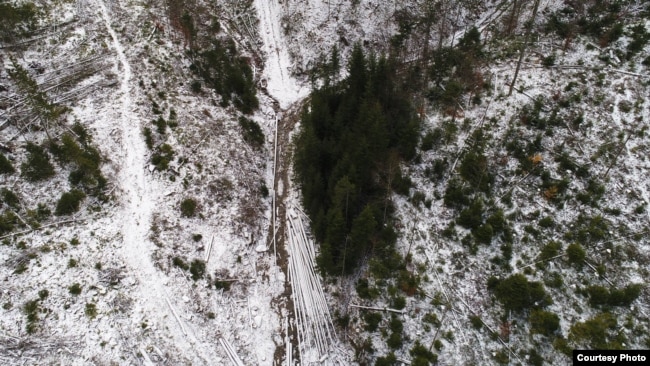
[519,253,565,270]
[219,337,244,366]
[349,304,405,314]
[0,219,81,240]
[205,235,214,263]
[0,335,81,360]
[519,229,650,270]
[214,278,248,282]
[138,345,155,366]
[584,260,614,287]
[165,298,187,336]
[0,20,78,49]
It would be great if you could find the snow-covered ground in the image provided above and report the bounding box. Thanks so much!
[1,0,286,364]
[254,0,310,108]
[1,0,648,365]
[98,1,221,362]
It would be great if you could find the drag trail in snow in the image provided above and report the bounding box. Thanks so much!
[97,2,214,363]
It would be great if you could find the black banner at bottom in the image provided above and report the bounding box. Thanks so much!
[573,350,649,365]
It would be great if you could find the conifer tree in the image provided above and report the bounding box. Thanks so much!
[295,46,420,275]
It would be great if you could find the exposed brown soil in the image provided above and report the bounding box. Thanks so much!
[266,99,307,365]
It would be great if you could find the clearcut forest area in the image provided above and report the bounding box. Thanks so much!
[0,0,649,365]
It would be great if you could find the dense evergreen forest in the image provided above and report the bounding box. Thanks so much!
[295,45,420,275]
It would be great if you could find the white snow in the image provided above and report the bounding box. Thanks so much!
[254,0,310,108]
[2,1,649,365]
[97,1,218,363]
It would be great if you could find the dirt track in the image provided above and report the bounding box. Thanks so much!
[267,100,306,365]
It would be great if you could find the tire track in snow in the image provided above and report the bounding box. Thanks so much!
[97,2,213,363]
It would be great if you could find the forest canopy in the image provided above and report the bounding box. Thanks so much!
[295,45,420,276]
